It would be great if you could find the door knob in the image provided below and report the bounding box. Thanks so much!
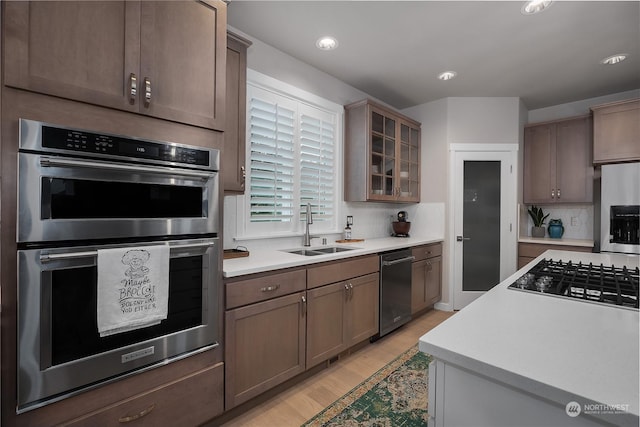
[456,236,471,242]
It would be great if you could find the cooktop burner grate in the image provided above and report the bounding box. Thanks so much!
[509,258,639,310]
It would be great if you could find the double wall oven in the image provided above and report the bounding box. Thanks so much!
[16,119,220,412]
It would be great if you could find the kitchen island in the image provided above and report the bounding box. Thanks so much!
[420,250,639,427]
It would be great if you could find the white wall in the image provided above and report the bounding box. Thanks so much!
[447,97,522,144]
[527,89,639,123]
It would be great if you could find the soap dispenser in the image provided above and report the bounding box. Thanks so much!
[344,216,353,240]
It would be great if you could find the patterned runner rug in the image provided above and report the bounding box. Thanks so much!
[302,345,432,427]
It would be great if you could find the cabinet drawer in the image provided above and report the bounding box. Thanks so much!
[307,255,379,289]
[226,269,306,309]
[518,242,593,259]
[412,243,442,262]
[63,363,224,426]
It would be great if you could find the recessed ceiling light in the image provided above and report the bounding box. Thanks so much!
[438,71,457,81]
[600,54,628,65]
[316,36,338,51]
[521,0,553,15]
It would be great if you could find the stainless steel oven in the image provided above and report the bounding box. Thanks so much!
[17,238,219,411]
[18,118,219,243]
[16,119,221,412]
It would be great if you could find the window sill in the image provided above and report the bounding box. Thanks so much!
[233,230,342,242]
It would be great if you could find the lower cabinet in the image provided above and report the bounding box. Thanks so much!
[518,242,593,269]
[411,243,443,314]
[306,272,379,368]
[224,255,380,410]
[62,362,224,426]
[224,291,306,409]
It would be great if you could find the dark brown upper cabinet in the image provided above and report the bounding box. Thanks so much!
[3,1,227,131]
[523,115,593,204]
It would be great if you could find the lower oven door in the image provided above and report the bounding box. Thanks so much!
[17,237,219,412]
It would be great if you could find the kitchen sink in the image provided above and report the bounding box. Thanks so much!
[283,246,358,256]
[286,249,325,256]
[312,246,356,254]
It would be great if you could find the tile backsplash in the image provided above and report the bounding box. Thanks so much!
[223,195,445,251]
[520,204,594,240]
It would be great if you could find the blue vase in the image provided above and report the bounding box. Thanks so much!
[548,219,564,239]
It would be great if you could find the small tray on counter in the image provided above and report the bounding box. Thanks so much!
[223,247,249,259]
[335,239,365,243]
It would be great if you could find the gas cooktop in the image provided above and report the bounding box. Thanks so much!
[509,258,639,310]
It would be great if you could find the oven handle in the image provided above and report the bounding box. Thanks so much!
[39,241,215,262]
[39,157,215,180]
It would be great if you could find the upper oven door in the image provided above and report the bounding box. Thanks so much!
[18,152,219,243]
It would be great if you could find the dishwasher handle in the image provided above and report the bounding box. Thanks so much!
[381,255,415,266]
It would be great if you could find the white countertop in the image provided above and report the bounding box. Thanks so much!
[518,236,595,247]
[419,250,640,425]
[223,236,443,278]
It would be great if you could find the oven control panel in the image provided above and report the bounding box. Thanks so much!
[19,119,219,170]
[41,126,210,167]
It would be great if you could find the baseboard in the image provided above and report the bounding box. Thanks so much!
[434,301,453,311]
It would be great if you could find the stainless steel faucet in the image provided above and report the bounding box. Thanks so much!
[303,203,318,246]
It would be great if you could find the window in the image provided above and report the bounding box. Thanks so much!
[241,74,342,238]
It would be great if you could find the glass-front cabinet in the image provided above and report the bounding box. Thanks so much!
[345,99,420,202]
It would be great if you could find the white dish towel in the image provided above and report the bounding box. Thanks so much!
[97,245,170,337]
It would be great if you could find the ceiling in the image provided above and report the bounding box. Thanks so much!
[227,1,640,110]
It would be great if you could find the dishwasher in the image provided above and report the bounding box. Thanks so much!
[378,248,414,338]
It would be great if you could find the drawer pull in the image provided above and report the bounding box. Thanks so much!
[118,403,155,423]
[260,284,280,292]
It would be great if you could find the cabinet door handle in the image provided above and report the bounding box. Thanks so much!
[144,77,152,107]
[129,73,137,105]
[551,189,555,198]
[344,283,350,300]
[349,283,354,299]
[301,295,307,316]
[426,260,433,272]
[260,284,280,292]
[118,403,155,423]
[557,188,561,198]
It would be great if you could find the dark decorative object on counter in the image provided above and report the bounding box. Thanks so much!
[548,219,565,239]
[392,211,411,237]
[528,205,549,238]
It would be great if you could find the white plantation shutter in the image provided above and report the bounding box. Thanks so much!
[248,97,295,223]
[300,113,335,222]
[243,79,340,237]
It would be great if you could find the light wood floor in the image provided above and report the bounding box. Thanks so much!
[216,309,455,427]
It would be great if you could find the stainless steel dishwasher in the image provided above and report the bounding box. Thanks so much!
[378,248,414,337]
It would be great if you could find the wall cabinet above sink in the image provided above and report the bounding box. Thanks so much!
[344,99,421,203]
